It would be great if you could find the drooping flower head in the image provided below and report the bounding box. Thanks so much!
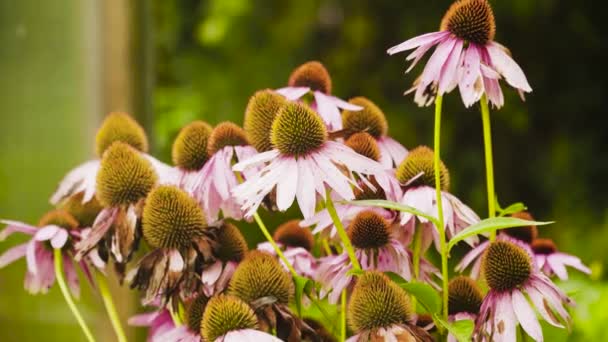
[243,89,287,153]
[477,241,573,341]
[192,122,257,223]
[171,120,213,189]
[203,222,249,296]
[75,142,158,266]
[387,0,532,108]
[531,238,591,280]
[342,97,408,168]
[233,102,386,219]
[130,185,214,304]
[396,146,479,251]
[347,271,433,342]
[276,61,362,131]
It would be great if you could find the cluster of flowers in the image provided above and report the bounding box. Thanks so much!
[0,1,591,341]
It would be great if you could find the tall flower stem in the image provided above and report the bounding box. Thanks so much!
[433,95,449,322]
[253,212,298,277]
[340,291,347,342]
[53,249,96,342]
[325,193,361,271]
[96,273,127,342]
[480,94,497,241]
[411,225,423,312]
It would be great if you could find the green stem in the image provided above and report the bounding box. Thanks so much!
[480,94,497,241]
[169,306,182,326]
[433,95,449,323]
[253,212,298,277]
[96,273,127,342]
[53,249,96,342]
[411,224,423,313]
[340,290,347,342]
[325,193,361,271]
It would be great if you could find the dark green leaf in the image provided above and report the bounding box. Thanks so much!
[293,275,313,316]
[434,315,474,342]
[385,272,441,314]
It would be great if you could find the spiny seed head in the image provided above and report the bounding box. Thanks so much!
[216,223,249,263]
[207,122,249,156]
[345,132,381,162]
[185,294,209,333]
[440,0,496,45]
[396,146,450,191]
[59,193,103,228]
[201,294,258,341]
[342,97,388,139]
[503,211,538,243]
[229,250,293,305]
[95,112,148,157]
[483,241,532,291]
[142,185,207,250]
[348,211,391,250]
[171,121,213,171]
[531,238,557,255]
[448,276,483,315]
[38,209,79,230]
[244,90,287,152]
[96,142,157,207]
[273,220,314,251]
[270,102,327,156]
[348,271,411,332]
[287,61,332,94]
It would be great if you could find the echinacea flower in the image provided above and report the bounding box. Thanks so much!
[276,61,362,131]
[202,223,248,296]
[387,0,532,108]
[201,294,282,342]
[346,271,433,342]
[152,294,209,342]
[0,210,92,297]
[342,97,408,168]
[396,146,479,251]
[192,122,258,223]
[257,220,317,278]
[232,101,386,219]
[50,112,175,206]
[447,276,483,342]
[243,89,288,153]
[477,240,573,341]
[171,120,214,191]
[228,251,315,340]
[128,308,175,342]
[316,210,421,304]
[75,142,158,267]
[129,186,216,304]
[531,238,591,280]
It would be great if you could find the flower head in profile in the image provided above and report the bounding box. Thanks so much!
[447,276,483,342]
[387,0,532,108]
[276,61,362,131]
[232,101,385,219]
[342,97,408,168]
[532,238,591,280]
[202,222,248,296]
[477,240,573,341]
[171,120,213,190]
[51,112,175,206]
[257,220,317,278]
[346,271,433,342]
[396,146,479,251]
[0,210,93,298]
[191,122,258,223]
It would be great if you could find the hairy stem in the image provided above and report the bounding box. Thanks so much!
[480,94,497,240]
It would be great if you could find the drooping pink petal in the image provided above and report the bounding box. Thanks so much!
[295,158,317,219]
[313,91,343,131]
[512,290,543,341]
[487,42,532,92]
[26,240,39,274]
[34,225,60,242]
[526,285,564,328]
[276,158,299,211]
[202,261,223,288]
[493,292,517,342]
[75,207,119,261]
[50,159,100,205]
[546,255,569,280]
[63,254,81,299]
[438,39,464,94]
[310,151,354,201]
[221,329,283,342]
[405,42,437,73]
[377,136,408,169]
[232,150,280,172]
[554,253,591,275]
[458,45,484,107]
[0,243,28,268]
[50,228,69,249]
[275,86,310,100]
[0,220,37,240]
[419,37,457,88]
[387,31,450,55]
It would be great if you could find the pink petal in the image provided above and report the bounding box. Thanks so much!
[512,290,543,341]
[377,137,408,169]
[526,285,564,328]
[386,31,450,55]
[202,261,223,285]
[458,45,484,107]
[232,150,280,172]
[0,220,37,240]
[438,39,464,94]
[75,207,118,261]
[0,243,28,268]
[63,254,81,299]
[546,255,569,280]
[420,37,457,87]
[487,42,532,92]
[50,160,100,205]
[34,225,60,241]
[313,92,343,131]
[555,253,591,275]
[50,228,69,249]
[26,240,39,274]
[310,151,354,201]
[330,95,363,111]
[295,158,317,219]
[275,158,299,211]
[275,86,310,100]
[494,292,517,342]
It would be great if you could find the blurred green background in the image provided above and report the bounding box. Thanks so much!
[0,0,606,341]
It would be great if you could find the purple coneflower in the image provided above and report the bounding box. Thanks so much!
[0,210,91,297]
[152,294,209,342]
[342,97,408,168]
[387,0,532,108]
[202,223,248,296]
[128,307,175,342]
[447,276,483,342]
[276,61,362,131]
[192,122,258,223]
[532,238,591,280]
[51,112,175,206]
[477,240,573,341]
[257,220,317,278]
[396,146,479,251]
[232,101,385,219]
[346,271,433,342]
[170,120,214,191]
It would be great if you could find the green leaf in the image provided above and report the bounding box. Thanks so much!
[293,275,314,316]
[347,268,365,277]
[385,272,441,314]
[434,315,474,342]
[498,202,527,217]
[347,199,441,227]
[447,217,553,251]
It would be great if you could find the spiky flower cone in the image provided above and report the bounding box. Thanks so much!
[95,112,148,156]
